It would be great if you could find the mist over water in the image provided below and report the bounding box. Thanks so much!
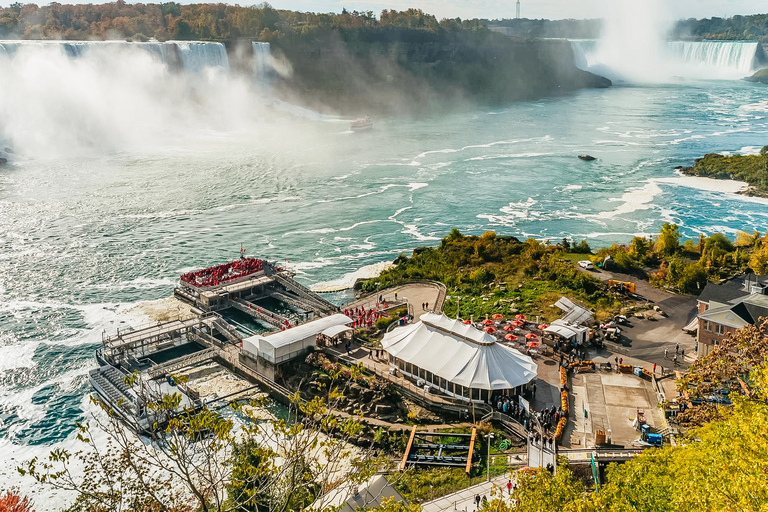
[0,41,275,158]
[574,0,766,81]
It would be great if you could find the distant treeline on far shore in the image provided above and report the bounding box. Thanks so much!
[0,2,766,43]
[488,14,768,42]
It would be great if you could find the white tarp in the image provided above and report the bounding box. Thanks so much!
[381,312,537,390]
[243,314,352,364]
[544,319,589,343]
[321,324,353,338]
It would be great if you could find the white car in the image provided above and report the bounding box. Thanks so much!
[578,260,594,270]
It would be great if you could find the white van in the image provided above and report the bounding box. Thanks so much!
[578,260,594,270]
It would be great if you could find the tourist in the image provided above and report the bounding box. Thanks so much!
[395,292,398,300]
[619,357,623,366]
[507,480,513,495]
[664,348,668,359]
[475,495,481,510]
[674,354,679,366]
[426,301,429,310]
[614,356,618,371]
[681,348,685,359]
[676,343,679,354]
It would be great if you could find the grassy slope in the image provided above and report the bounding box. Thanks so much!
[361,230,622,322]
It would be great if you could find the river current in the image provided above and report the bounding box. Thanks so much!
[1,46,768,501]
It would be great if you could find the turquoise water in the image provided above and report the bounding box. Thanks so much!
[1,75,768,498]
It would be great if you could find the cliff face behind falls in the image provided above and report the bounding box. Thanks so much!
[268,30,611,115]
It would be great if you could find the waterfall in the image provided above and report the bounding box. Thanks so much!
[668,41,762,75]
[175,42,230,73]
[0,40,229,73]
[570,39,765,80]
[252,42,272,82]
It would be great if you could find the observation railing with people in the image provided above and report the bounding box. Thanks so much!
[180,258,266,288]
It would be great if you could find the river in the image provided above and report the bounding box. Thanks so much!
[0,40,767,503]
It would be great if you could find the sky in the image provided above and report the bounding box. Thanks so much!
[0,0,764,19]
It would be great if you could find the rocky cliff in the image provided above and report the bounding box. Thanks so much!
[270,30,611,115]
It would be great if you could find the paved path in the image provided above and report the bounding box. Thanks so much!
[344,283,445,322]
[421,474,515,512]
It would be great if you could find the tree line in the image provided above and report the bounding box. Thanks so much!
[0,2,488,41]
[490,14,768,43]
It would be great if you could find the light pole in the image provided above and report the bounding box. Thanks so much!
[485,432,495,482]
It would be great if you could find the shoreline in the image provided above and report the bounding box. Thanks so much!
[658,169,768,204]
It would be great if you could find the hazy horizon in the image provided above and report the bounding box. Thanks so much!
[0,0,764,22]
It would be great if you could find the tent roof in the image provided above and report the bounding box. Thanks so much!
[244,314,352,350]
[321,324,352,338]
[381,312,537,391]
[545,319,588,339]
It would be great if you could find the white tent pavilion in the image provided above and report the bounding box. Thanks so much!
[381,312,537,402]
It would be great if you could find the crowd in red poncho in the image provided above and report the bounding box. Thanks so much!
[181,258,265,288]
[344,305,383,329]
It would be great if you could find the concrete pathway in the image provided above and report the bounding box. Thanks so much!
[344,283,445,322]
[421,474,515,512]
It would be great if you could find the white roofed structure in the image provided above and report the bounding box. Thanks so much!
[544,319,589,343]
[381,312,537,402]
[242,314,352,364]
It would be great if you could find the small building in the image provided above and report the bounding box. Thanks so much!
[381,312,537,403]
[696,275,768,356]
[544,319,590,344]
[242,313,352,366]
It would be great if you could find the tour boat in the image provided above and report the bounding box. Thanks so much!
[350,116,373,131]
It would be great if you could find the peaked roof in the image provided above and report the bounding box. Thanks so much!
[381,312,537,390]
[698,293,768,328]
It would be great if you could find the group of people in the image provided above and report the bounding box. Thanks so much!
[181,257,265,288]
[343,306,384,329]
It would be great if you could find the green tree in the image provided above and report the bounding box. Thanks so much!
[655,223,681,256]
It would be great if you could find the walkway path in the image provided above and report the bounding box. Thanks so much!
[421,474,514,512]
[344,283,445,322]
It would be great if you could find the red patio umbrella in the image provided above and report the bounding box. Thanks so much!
[503,324,516,332]
[512,320,525,327]
[526,340,541,348]
[482,319,494,326]
[537,324,549,330]
[505,334,517,341]
[462,319,472,325]
[492,314,504,320]
[525,333,538,340]
[515,314,527,321]
[484,326,497,334]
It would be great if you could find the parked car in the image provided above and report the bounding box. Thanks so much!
[578,260,594,270]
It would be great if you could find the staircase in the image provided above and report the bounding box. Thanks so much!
[146,347,219,379]
[273,273,337,313]
[89,366,135,407]
[228,299,288,329]
[211,316,243,344]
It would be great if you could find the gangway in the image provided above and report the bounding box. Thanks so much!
[228,298,289,329]
[211,316,243,344]
[273,273,338,313]
[146,347,220,379]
